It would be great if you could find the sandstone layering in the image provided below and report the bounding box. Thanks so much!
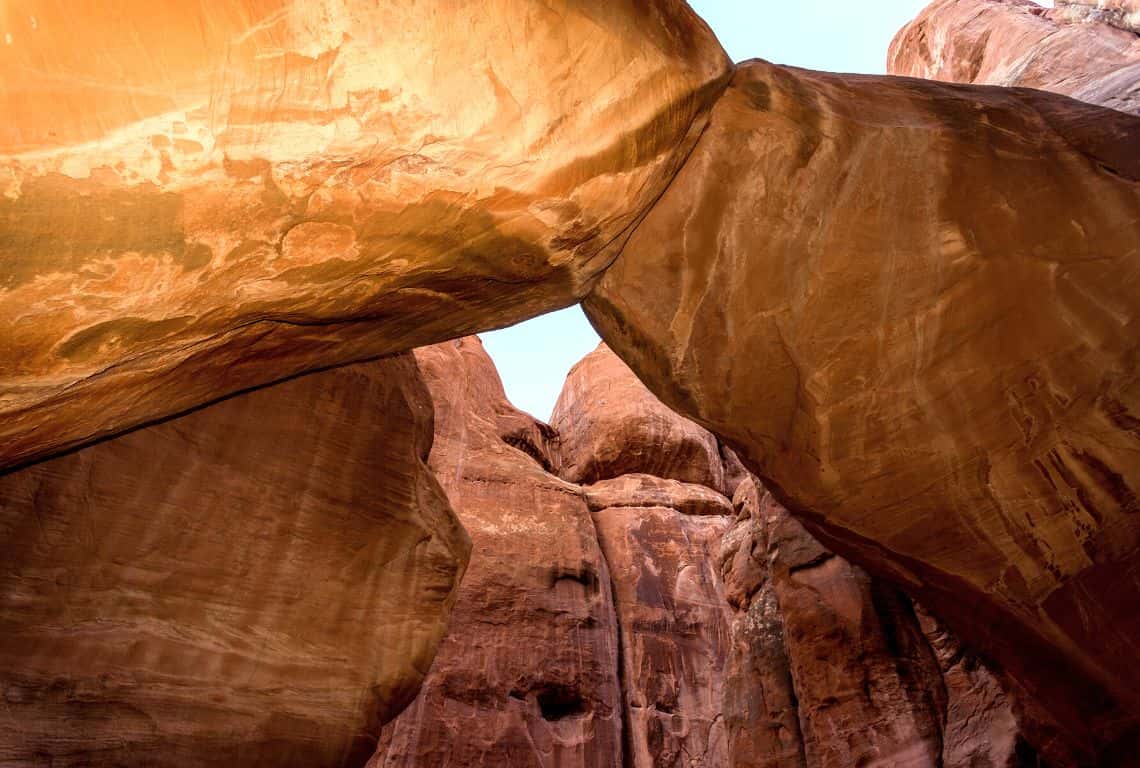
[0,355,469,766]
[889,0,1140,113]
[2,0,1139,764]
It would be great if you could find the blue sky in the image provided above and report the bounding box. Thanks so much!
[482,0,1047,420]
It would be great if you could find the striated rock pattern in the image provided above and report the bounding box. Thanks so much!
[554,343,738,768]
[0,0,731,469]
[914,606,1023,768]
[586,55,1140,760]
[592,506,732,768]
[719,478,1026,768]
[889,0,1140,113]
[0,355,469,767]
[371,337,623,767]
[557,344,1027,768]
[583,473,734,518]
[2,1,1138,763]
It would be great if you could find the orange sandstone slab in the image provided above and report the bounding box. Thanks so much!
[0,0,730,468]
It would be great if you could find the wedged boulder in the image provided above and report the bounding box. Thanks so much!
[552,343,727,492]
[0,0,731,469]
[587,56,1140,759]
[371,337,623,767]
[583,473,734,517]
[0,355,469,767]
[889,0,1140,113]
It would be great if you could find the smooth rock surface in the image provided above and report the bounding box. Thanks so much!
[0,0,731,468]
[553,343,727,492]
[890,0,1140,113]
[586,57,1140,760]
[0,355,469,767]
[371,337,623,767]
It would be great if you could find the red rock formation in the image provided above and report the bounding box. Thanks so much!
[0,0,731,469]
[586,55,1140,761]
[0,355,469,767]
[552,344,736,768]
[889,0,1140,113]
[583,474,734,518]
[371,337,623,767]
[554,343,727,493]
[592,506,732,768]
[719,479,1026,768]
[914,606,1022,768]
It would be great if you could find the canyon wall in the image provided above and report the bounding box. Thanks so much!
[1,0,1137,763]
[0,355,470,766]
[370,338,624,767]
[376,340,1027,768]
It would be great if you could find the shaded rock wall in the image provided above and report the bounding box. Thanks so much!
[371,338,623,767]
[376,339,1025,768]
[0,355,469,766]
[553,344,736,767]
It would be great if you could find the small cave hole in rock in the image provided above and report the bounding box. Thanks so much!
[534,684,587,721]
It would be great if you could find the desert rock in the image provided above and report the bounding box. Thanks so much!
[889,0,1140,113]
[371,337,623,767]
[553,343,727,493]
[586,57,1140,760]
[0,355,469,767]
[0,0,730,468]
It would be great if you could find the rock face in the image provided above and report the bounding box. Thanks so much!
[889,0,1140,113]
[375,339,736,768]
[586,56,1140,761]
[0,0,731,469]
[0,355,469,766]
[3,2,1139,764]
[552,344,736,768]
[554,343,727,492]
[720,479,1027,768]
[371,337,624,767]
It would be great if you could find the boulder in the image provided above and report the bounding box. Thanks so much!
[587,57,1140,759]
[0,0,731,468]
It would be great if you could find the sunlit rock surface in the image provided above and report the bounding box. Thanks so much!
[2,0,1138,763]
[889,0,1140,113]
[0,0,730,468]
[586,58,1140,761]
[0,355,469,767]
